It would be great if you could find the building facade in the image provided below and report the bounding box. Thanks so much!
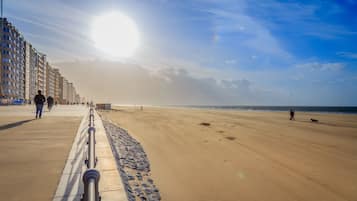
[75,93,80,104]
[53,68,61,103]
[0,18,83,104]
[37,53,46,96]
[67,82,74,104]
[0,18,26,103]
[24,42,30,101]
[59,76,68,104]
[24,42,38,102]
[46,63,55,98]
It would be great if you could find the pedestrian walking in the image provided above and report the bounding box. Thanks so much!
[34,90,46,119]
[290,108,295,120]
[47,96,54,111]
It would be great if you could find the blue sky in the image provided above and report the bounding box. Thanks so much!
[5,0,357,105]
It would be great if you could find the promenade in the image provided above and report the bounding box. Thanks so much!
[0,105,85,201]
[0,105,127,201]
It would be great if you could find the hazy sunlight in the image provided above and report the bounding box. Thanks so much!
[91,12,140,58]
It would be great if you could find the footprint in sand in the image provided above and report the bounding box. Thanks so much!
[225,136,236,141]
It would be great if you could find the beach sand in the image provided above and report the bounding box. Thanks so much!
[100,107,357,201]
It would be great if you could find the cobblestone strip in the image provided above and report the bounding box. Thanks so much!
[103,121,161,201]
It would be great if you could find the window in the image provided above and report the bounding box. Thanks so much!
[2,27,10,32]
[2,58,11,63]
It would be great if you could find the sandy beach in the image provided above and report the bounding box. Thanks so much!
[100,106,357,201]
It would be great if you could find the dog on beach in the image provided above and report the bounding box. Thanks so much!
[310,118,319,123]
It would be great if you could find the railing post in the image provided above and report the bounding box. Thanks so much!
[82,169,100,201]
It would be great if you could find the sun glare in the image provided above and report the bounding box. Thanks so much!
[91,12,140,58]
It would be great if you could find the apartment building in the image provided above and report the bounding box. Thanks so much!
[0,18,83,104]
[53,68,61,103]
[0,18,26,102]
[67,82,74,104]
[46,63,55,98]
[24,42,30,101]
[37,53,46,96]
[24,42,38,102]
[59,76,68,104]
[75,93,81,104]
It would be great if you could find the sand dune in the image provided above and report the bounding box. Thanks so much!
[100,107,357,201]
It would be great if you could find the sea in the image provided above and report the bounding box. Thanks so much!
[181,106,357,114]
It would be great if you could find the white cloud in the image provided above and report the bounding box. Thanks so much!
[6,0,104,62]
[225,59,237,64]
[251,55,257,60]
[337,52,357,59]
[291,73,305,81]
[54,60,285,105]
[206,8,290,58]
[247,0,357,39]
[296,62,345,71]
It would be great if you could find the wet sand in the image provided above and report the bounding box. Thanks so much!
[101,107,357,201]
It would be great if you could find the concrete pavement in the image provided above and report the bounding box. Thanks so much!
[0,105,127,201]
[0,105,86,201]
[0,104,87,117]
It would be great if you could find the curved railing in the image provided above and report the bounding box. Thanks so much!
[82,107,101,201]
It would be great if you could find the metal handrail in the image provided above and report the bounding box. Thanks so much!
[82,107,101,201]
[87,119,96,168]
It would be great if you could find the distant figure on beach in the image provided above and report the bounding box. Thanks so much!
[47,96,54,111]
[34,90,46,119]
[141,106,143,111]
[290,109,295,120]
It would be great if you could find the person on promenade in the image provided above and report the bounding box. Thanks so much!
[34,90,46,119]
[47,96,54,111]
[290,108,295,120]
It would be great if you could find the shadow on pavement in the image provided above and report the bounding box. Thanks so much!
[0,119,35,131]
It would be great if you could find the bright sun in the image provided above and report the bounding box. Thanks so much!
[91,12,140,58]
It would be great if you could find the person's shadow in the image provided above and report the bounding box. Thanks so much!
[0,119,35,131]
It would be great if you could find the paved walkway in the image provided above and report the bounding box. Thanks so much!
[0,105,86,201]
[0,105,127,201]
[53,109,128,201]
[0,105,86,117]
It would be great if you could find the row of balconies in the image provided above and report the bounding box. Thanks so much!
[2,32,25,43]
[1,19,81,100]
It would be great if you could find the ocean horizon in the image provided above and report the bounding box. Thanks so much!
[181,105,357,114]
[112,104,357,114]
